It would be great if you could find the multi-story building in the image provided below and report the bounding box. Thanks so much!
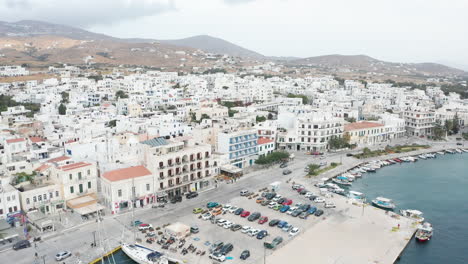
[0,183,21,219]
[344,121,386,146]
[403,107,435,136]
[0,65,29,77]
[17,182,64,215]
[257,138,275,157]
[141,137,215,198]
[101,165,155,214]
[217,129,258,168]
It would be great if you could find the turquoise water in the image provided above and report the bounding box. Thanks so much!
[96,249,136,264]
[350,153,468,264]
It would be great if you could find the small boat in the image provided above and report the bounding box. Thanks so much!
[445,150,455,154]
[372,197,395,210]
[426,153,436,158]
[400,209,425,222]
[462,149,468,153]
[387,159,397,164]
[436,151,445,155]
[393,158,403,163]
[332,187,345,195]
[418,154,427,160]
[348,191,366,202]
[455,149,462,153]
[415,222,433,242]
[332,178,352,186]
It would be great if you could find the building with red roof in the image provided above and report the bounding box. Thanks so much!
[344,121,387,146]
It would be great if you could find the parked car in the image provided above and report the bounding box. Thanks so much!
[220,243,233,255]
[268,202,277,209]
[325,201,336,208]
[346,153,354,157]
[261,200,270,206]
[282,199,293,206]
[292,184,302,190]
[268,219,280,227]
[241,226,252,233]
[304,192,315,198]
[55,251,72,261]
[258,216,269,224]
[299,212,309,219]
[240,211,251,218]
[231,224,242,231]
[307,206,317,215]
[272,195,282,202]
[291,210,302,217]
[277,197,287,204]
[13,240,30,250]
[299,189,308,195]
[299,204,311,212]
[248,229,260,237]
[170,196,182,203]
[193,207,203,214]
[286,207,298,215]
[308,195,318,201]
[273,204,282,211]
[212,208,223,216]
[207,202,219,208]
[240,190,250,196]
[209,252,226,262]
[190,226,200,233]
[223,222,233,229]
[281,223,293,232]
[289,227,300,236]
[240,250,250,260]
[265,192,277,200]
[228,206,239,213]
[279,163,288,168]
[216,219,227,226]
[256,197,265,203]
[202,213,212,220]
[282,169,292,175]
[279,205,290,213]
[314,197,325,203]
[234,208,244,215]
[248,212,261,222]
[138,224,153,231]
[277,221,288,228]
[256,230,268,239]
[314,209,324,216]
[185,191,198,199]
[210,241,224,253]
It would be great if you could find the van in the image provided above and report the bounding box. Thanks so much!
[240,190,249,196]
[190,226,199,233]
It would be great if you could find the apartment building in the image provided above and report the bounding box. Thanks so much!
[257,138,275,157]
[0,184,21,219]
[217,129,258,168]
[344,121,386,146]
[403,107,435,136]
[0,65,29,77]
[141,137,215,198]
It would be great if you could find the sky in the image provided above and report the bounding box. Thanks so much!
[1,0,468,67]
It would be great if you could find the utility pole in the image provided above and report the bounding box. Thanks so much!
[92,231,96,246]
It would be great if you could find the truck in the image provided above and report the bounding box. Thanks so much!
[264,236,283,249]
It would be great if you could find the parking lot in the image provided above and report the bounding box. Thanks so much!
[133,180,337,264]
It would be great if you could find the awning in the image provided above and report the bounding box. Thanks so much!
[220,164,243,174]
[73,203,105,216]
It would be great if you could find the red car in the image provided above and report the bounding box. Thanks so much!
[240,211,250,218]
[258,216,268,224]
[297,188,304,193]
[282,199,293,206]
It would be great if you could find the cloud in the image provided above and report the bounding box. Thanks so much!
[0,0,176,27]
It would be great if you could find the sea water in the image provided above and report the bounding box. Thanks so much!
[351,153,468,264]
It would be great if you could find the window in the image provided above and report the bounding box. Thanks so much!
[26,198,30,205]
[13,206,17,211]
[0,209,3,215]
[38,195,42,201]
[43,194,47,200]
[88,181,91,189]
[70,186,74,194]
[56,191,59,197]
[118,189,122,197]
[69,174,72,180]
[78,172,82,180]
[12,195,15,200]
[6,196,10,202]
[146,184,150,191]
[132,187,136,197]
[87,169,90,175]
[33,196,37,202]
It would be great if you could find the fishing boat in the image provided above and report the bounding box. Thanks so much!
[415,222,433,242]
[122,243,177,264]
[332,177,352,186]
[372,197,395,210]
[400,209,425,222]
[426,153,436,158]
[446,149,455,154]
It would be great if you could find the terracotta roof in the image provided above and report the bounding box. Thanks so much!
[59,162,92,171]
[258,138,274,145]
[34,164,51,172]
[6,138,25,144]
[345,121,384,131]
[47,156,70,163]
[102,166,152,182]
[29,137,45,143]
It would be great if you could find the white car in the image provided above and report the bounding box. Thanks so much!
[202,213,212,220]
[304,192,315,198]
[55,251,72,261]
[223,204,232,210]
[314,197,325,203]
[138,224,153,231]
[286,207,298,215]
[248,229,260,237]
[325,201,336,208]
[228,206,239,213]
[217,219,227,226]
[223,221,233,229]
[268,202,277,209]
[241,226,252,233]
[289,227,300,237]
[210,252,226,262]
[272,195,282,202]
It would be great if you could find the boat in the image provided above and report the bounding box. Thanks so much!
[332,178,352,186]
[446,150,455,154]
[418,154,427,160]
[372,197,395,209]
[462,149,468,153]
[393,158,403,163]
[400,209,425,222]
[348,191,366,202]
[415,222,433,242]
[436,151,445,155]
[455,149,462,153]
[122,243,177,264]
[426,153,436,158]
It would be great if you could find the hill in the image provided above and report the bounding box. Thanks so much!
[159,35,263,58]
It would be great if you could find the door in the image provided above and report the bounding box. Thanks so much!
[79,184,83,193]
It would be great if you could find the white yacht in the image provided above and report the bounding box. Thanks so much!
[122,243,180,264]
[400,209,425,222]
[372,197,395,209]
[436,151,445,155]
[348,191,366,202]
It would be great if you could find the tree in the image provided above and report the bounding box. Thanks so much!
[255,152,290,165]
[267,113,274,120]
[328,135,350,150]
[432,123,446,140]
[199,114,211,123]
[452,114,460,134]
[61,91,69,103]
[115,90,129,99]
[444,119,453,134]
[58,103,67,115]
[228,109,238,117]
[287,93,309,104]
[344,117,356,123]
[307,164,321,175]
[107,120,117,127]
[256,116,266,123]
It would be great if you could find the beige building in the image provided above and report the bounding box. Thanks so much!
[344,121,386,146]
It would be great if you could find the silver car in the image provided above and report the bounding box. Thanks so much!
[55,250,72,261]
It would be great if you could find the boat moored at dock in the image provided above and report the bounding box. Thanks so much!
[121,243,180,264]
[415,222,433,242]
[400,209,425,222]
[372,197,396,210]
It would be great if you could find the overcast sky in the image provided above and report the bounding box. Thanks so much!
[2,0,468,66]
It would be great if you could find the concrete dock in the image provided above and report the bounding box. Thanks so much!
[267,194,417,264]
